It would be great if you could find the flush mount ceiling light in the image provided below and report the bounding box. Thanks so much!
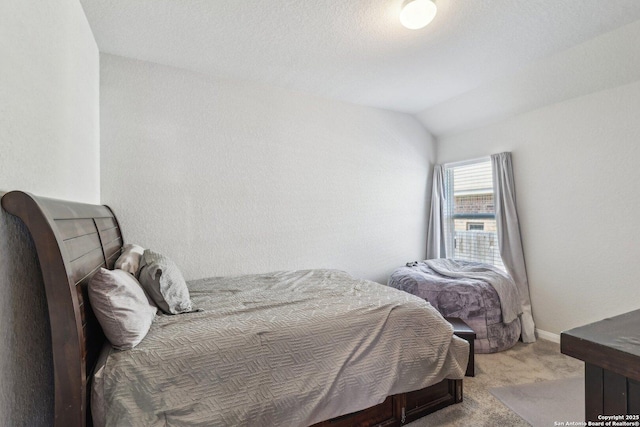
[400,0,437,30]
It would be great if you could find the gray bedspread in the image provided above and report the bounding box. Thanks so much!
[92,269,468,427]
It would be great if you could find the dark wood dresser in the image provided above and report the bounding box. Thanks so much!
[561,309,640,421]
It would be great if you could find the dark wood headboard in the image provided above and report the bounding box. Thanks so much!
[1,191,123,427]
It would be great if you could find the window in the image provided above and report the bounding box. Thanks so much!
[443,158,504,270]
[466,222,484,231]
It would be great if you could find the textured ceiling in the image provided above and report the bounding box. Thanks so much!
[80,0,640,137]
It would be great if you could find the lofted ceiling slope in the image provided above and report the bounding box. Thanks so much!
[80,0,640,137]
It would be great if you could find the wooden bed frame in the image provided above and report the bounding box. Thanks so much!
[2,190,462,427]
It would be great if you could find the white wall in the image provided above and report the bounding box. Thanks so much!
[0,0,99,424]
[437,80,640,335]
[100,54,435,284]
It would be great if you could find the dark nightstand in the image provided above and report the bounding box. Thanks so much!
[445,317,476,377]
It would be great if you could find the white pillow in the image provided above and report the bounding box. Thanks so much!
[138,249,194,314]
[115,244,144,276]
[88,268,157,350]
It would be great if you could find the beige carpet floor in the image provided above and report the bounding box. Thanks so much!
[407,339,584,426]
[490,376,584,426]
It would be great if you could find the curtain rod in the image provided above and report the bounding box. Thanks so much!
[442,155,492,168]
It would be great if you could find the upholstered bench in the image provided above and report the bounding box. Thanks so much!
[446,317,476,377]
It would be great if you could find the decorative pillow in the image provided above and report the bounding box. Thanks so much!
[115,244,145,276]
[88,268,157,350]
[138,249,194,314]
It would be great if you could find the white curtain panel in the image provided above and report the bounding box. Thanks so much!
[491,152,536,343]
[426,164,447,259]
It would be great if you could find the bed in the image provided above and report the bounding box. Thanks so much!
[2,191,468,427]
[388,261,521,353]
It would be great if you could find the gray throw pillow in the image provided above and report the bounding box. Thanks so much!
[115,243,144,276]
[138,249,194,314]
[88,268,157,350]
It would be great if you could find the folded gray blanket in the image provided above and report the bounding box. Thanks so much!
[425,259,522,324]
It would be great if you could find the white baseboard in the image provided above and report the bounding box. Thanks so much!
[535,328,560,343]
